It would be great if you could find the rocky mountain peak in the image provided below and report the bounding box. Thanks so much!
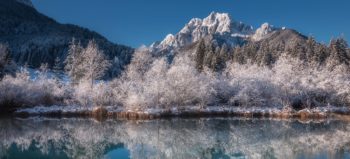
[159,34,176,47]
[202,12,232,34]
[153,12,255,50]
[252,23,276,41]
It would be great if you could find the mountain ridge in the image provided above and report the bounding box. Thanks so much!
[0,0,134,78]
[151,12,283,52]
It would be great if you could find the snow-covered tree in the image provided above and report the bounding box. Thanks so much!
[125,46,153,80]
[0,43,16,78]
[65,39,110,87]
[327,38,350,70]
[81,40,111,88]
[65,39,84,84]
[37,63,49,79]
[52,57,64,80]
[312,43,329,66]
[256,41,272,66]
[195,40,206,71]
[53,57,61,72]
[306,37,317,64]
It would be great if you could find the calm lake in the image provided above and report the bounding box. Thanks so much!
[0,117,350,159]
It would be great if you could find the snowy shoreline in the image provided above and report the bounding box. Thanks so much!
[14,105,350,120]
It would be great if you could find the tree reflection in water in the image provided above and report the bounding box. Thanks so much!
[0,117,349,159]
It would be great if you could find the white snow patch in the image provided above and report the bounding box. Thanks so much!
[252,22,276,41]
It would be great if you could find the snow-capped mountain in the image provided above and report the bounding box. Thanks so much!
[151,12,280,51]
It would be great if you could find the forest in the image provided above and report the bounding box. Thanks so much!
[0,36,350,114]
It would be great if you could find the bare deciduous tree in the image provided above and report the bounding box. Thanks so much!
[65,39,84,84]
[65,39,110,88]
[82,40,111,88]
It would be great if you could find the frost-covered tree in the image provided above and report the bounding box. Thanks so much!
[232,46,241,64]
[65,39,85,84]
[143,58,169,107]
[257,41,272,66]
[65,39,110,87]
[126,46,153,80]
[81,40,111,88]
[109,57,122,78]
[206,43,216,70]
[213,44,227,71]
[53,57,61,72]
[64,40,111,106]
[243,42,259,64]
[165,56,212,107]
[327,38,350,70]
[312,43,329,66]
[53,57,64,80]
[39,63,49,75]
[306,37,317,64]
[203,48,214,69]
[0,43,16,78]
[290,41,306,61]
[195,40,206,71]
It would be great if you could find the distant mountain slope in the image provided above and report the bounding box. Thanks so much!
[0,0,134,77]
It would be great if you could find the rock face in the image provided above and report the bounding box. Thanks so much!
[151,12,255,51]
[0,0,134,77]
[151,12,282,52]
[251,23,277,41]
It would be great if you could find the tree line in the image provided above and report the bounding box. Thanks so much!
[194,37,350,72]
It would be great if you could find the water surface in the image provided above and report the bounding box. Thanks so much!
[0,117,350,159]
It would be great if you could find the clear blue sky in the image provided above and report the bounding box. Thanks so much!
[31,0,349,47]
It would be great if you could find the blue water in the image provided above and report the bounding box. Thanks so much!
[105,145,130,159]
[0,117,349,159]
